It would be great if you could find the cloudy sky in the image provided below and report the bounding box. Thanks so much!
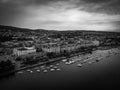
[0,0,120,31]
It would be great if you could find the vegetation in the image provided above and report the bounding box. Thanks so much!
[21,55,49,65]
[0,60,15,73]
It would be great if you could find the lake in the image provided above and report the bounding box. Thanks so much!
[0,49,120,89]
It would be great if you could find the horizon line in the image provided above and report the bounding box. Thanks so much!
[0,24,119,33]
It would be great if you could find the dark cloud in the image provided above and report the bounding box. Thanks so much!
[101,0,120,14]
[0,0,120,15]
[0,5,25,26]
[0,0,120,31]
[82,0,112,3]
[79,0,120,15]
[0,0,66,6]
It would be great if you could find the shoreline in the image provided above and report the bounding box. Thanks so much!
[0,47,119,77]
[0,56,66,77]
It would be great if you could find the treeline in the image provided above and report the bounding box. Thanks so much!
[15,54,48,66]
[100,37,120,47]
[0,35,13,42]
[0,60,15,73]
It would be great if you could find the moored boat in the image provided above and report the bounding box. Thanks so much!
[77,64,82,67]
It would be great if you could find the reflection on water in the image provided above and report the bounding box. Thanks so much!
[0,49,120,89]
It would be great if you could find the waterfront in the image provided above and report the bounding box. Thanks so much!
[0,48,120,89]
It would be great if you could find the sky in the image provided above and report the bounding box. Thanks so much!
[0,0,120,31]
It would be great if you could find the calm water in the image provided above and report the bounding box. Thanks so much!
[0,50,120,89]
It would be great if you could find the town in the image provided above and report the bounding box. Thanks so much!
[0,25,120,75]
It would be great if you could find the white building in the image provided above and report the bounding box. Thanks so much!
[13,46,36,56]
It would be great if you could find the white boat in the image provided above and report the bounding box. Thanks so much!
[40,66,45,68]
[62,59,67,62]
[88,61,92,64]
[36,69,40,72]
[65,62,70,65]
[50,68,55,71]
[49,65,53,67]
[18,71,23,74]
[43,70,48,73]
[77,64,82,67]
[56,68,61,71]
[56,63,60,66]
[69,61,71,64]
[71,61,75,64]
[30,71,33,73]
[26,69,31,72]
[83,60,87,63]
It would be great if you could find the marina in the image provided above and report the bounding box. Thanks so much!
[15,48,120,75]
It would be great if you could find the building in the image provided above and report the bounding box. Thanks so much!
[13,46,36,56]
[41,43,60,53]
[41,40,99,54]
[92,40,100,46]
[41,43,82,53]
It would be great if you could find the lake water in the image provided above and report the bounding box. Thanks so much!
[0,50,120,89]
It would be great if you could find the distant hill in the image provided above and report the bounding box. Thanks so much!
[0,25,120,45]
[0,25,120,37]
[0,25,37,32]
[0,24,120,33]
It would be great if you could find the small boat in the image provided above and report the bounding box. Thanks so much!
[18,71,23,74]
[56,68,61,71]
[30,70,33,73]
[83,60,87,63]
[65,62,70,65]
[50,68,55,71]
[69,61,72,64]
[96,58,101,62]
[77,64,82,67]
[43,70,48,73]
[36,69,40,72]
[91,61,95,63]
[71,61,75,63]
[88,61,92,64]
[46,66,50,69]
[41,67,45,70]
[53,66,58,69]
[26,69,31,72]
[50,65,54,67]
[56,63,60,66]
[62,59,67,62]
[78,59,82,61]
[40,66,45,68]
